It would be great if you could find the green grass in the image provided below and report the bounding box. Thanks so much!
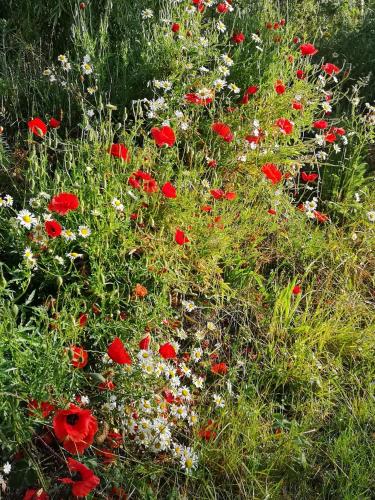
[0,0,374,498]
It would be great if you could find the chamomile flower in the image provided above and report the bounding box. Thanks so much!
[180,447,198,472]
[171,404,188,420]
[213,79,226,91]
[367,210,375,222]
[78,225,91,238]
[2,463,11,475]
[178,386,191,401]
[188,412,199,426]
[191,348,203,362]
[216,21,226,33]
[221,54,234,66]
[111,198,124,211]
[4,195,13,206]
[61,229,76,241]
[213,394,225,408]
[81,62,94,75]
[141,9,154,19]
[66,252,83,261]
[182,299,196,312]
[192,375,204,389]
[57,54,68,63]
[17,210,37,229]
[304,197,318,212]
[228,83,240,94]
[140,399,153,414]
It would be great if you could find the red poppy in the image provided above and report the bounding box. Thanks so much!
[232,32,245,44]
[301,172,318,183]
[199,420,217,441]
[151,126,176,147]
[245,85,258,95]
[331,127,346,136]
[185,93,212,106]
[292,285,301,295]
[275,118,294,135]
[44,220,62,238]
[128,176,141,189]
[28,400,55,418]
[217,2,228,13]
[27,118,47,137]
[139,335,151,350]
[48,192,79,215]
[171,23,180,33]
[211,362,228,375]
[212,122,234,142]
[161,182,177,198]
[59,457,100,497]
[53,404,98,454]
[274,80,286,94]
[96,447,116,464]
[78,313,88,327]
[313,210,329,222]
[296,69,305,80]
[108,143,130,162]
[175,229,189,245]
[107,337,132,365]
[210,189,225,200]
[313,120,328,130]
[268,208,277,215]
[300,43,318,56]
[49,117,61,128]
[163,389,175,403]
[292,100,303,110]
[159,342,176,359]
[262,163,282,184]
[70,345,89,368]
[23,489,49,500]
[322,63,340,75]
[325,132,337,143]
[98,380,116,391]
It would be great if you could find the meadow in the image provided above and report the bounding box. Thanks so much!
[0,0,374,498]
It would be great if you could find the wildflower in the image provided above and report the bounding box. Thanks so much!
[180,447,198,472]
[48,192,79,215]
[59,458,100,497]
[159,342,177,359]
[141,9,154,19]
[81,62,93,75]
[213,394,225,408]
[23,489,49,500]
[274,80,286,94]
[367,211,375,222]
[212,122,233,142]
[221,54,234,66]
[304,197,318,212]
[228,83,240,94]
[296,69,305,79]
[171,404,188,420]
[57,54,68,63]
[78,225,91,238]
[313,120,328,130]
[61,229,76,241]
[161,182,177,198]
[301,172,318,183]
[66,252,83,261]
[216,21,226,33]
[261,163,282,184]
[275,118,294,135]
[232,32,245,44]
[107,337,132,365]
[108,143,130,162]
[292,284,302,295]
[44,220,62,238]
[17,210,37,229]
[3,463,11,475]
[182,300,196,312]
[322,63,340,75]
[151,126,176,147]
[49,117,61,128]
[111,198,124,211]
[53,404,98,454]
[171,23,180,33]
[211,362,228,375]
[27,118,47,137]
[213,79,227,91]
[300,43,318,56]
[175,229,190,245]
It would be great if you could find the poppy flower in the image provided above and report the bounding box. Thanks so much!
[292,285,302,295]
[28,400,55,418]
[212,122,234,142]
[107,337,132,365]
[268,208,277,215]
[322,63,340,75]
[300,43,318,56]
[331,127,346,136]
[59,457,100,497]
[292,100,303,110]
[70,346,89,369]
[49,117,61,128]
[232,32,245,44]
[98,380,116,391]
[96,448,116,464]
[261,163,283,184]
[78,313,88,327]
[313,210,329,223]
[274,80,286,94]
[296,69,305,80]
[301,172,318,183]
[128,176,141,189]
[139,335,151,350]
[48,192,79,215]
[325,132,337,143]
[161,182,177,198]
[108,143,130,162]
[171,23,180,33]
[44,220,62,238]
[53,404,98,454]
[245,85,258,95]
[275,118,294,135]
[185,93,212,106]
[23,489,49,500]
[159,342,176,359]
[151,126,176,147]
[27,118,47,137]
[211,362,228,375]
[210,189,225,200]
[313,120,329,130]
[217,2,228,13]
[175,229,189,245]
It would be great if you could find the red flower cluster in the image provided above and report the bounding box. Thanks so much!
[128,170,158,193]
[212,122,234,142]
[185,93,213,106]
[108,143,130,162]
[210,189,236,201]
[275,118,294,135]
[151,126,176,147]
[59,458,100,497]
[262,163,283,184]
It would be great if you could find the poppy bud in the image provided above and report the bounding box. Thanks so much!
[79,2,86,9]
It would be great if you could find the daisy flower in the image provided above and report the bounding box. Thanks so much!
[17,210,37,229]
[78,225,91,238]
